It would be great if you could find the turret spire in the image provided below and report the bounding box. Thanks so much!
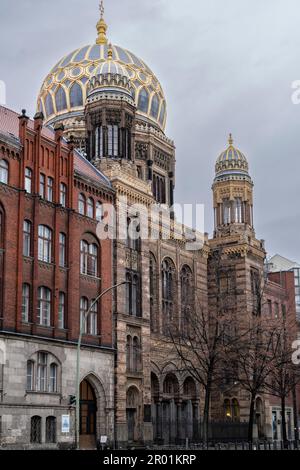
[228,133,233,146]
[96,0,108,45]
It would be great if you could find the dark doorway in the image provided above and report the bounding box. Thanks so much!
[80,379,97,448]
[127,409,136,442]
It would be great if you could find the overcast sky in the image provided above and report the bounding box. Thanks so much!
[1,0,300,261]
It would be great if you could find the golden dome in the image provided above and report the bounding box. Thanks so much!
[36,10,167,132]
[215,134,251,182]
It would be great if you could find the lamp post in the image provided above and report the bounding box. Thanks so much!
[75,281,128,450]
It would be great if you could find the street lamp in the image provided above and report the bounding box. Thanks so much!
[75,281,128,450]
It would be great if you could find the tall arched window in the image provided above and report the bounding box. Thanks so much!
[223,199,231,225]
[0,160,8,184]
[162,259,175,334]
[70,82,83,107]
[181,266,193,336]
[87,197,94,218]
[126,272,141,317]
[25,167,33,193]
[89,244,98,277]
[45,93,54,116]
[107,125,119,157]
[37,287,52,327]
[38,225,52,263]
[138,88,149,113]
[133,337,141,372]
[80,240,89,274]
[126,335,132,371]
[150,253,158,332]
[234,198,243,223]
[49,363,58,393]
[46,416,57,443]
[55,87,67,112]
[59,233,66,267]
[78,193,85,215]
[150,94,160,119]
[80,240,99,277]
[27,360,34,391]
[30,416,42,444]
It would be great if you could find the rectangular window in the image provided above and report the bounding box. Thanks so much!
[27,361,34,391]
[38,225,52,263]
[25,168,32,193]
[39,173,46,198]
[60,183,67,207]
[22,284,30,323]
[59,233,66,267]
[47,177,54,202]
[274,302,279,319]
[89,301,98,336]
[267,299,272,316]
[23,220,31,257]
[37,352,47,392]
[58,292,65,330]
[80,298,88,335]
[37,287,51,327]
[49,364,57,393]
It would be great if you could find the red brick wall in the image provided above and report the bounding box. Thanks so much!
[0,113,114,348]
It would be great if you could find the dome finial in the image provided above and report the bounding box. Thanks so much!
[107,43,113,59]
[96,0,108,45]
[228,133,233,146]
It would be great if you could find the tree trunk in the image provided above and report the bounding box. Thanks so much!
[248,394,256,443]
[281,395,288,447]
[202,385,211,445]
[292,381,299,442]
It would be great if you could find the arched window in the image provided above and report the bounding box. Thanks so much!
[38,225,52,263]
[132,337,141,372]
[150,94,160,119]
[87,197,94,218]
[37,287,52,327]
[96,202,103,222]
[159,101,166,126]
[49,363,58,393]
[70,82,83,107]
[46,416,57,443]
[150,253,158,332]
[162,259,175,334]
[234,198,243,223]
[0,160,8,184]
[224,399,232,420]
[126,272,141,317]
[80,297,88,334]
[55,87,67,112]
[223,199,231,225]
[27,360,34,391]
[138,88,149,113]
[181,266,193,336]
[30,416,42,443]
[23,220,32,257]
[45,93,54,116]
[163,373,179,396]
[22,283,30,323]
[78,193,85,215]
[126,335,132,371]
[107,125,119,157]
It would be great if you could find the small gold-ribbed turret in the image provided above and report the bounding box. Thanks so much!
[96,0,108,45]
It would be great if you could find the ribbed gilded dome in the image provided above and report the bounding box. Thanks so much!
[36,15,167,131]
[215,134,251,182]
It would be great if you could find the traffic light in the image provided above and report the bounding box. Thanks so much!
[69,395,76,406]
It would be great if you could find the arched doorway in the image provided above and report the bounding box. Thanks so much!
[126,387,140,443]
[80,379,97,449]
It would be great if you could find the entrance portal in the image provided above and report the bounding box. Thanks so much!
[126,387,140,443]
[80,379,97,449]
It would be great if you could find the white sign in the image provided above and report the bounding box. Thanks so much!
[61,415,70,433]
[100,435,108,444]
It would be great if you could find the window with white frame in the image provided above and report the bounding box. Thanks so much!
[80,297,88,334]
[23,220,32,257]
[60,183,67,207]
[25,167,32,193]
[22,283,30,323]
[78,193,85,215]
[27,352,60,394]
[38,225,52,263]
[37,287,52,327]
[96,201,103,222]
[87,198,94,218]
[0,160,8,184]
[37,352,47,391]
[59,233,66,267]
[89,300,98,336]
[27,360,34,391]
[39,173,46,198]
[58,292,65,330]
[80,241,99,277]
[47,177,54,202]
[49,363,58,393]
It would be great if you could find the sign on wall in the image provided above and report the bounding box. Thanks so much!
[61,415,70,434]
